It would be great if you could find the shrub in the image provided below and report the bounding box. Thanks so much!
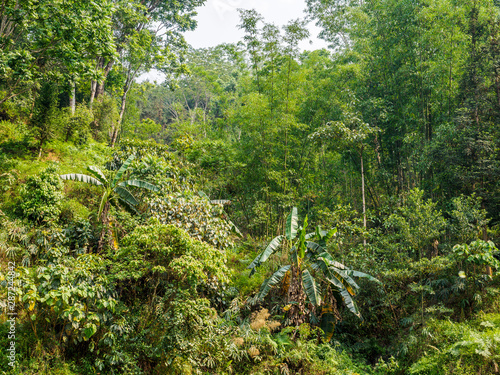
[20,165,64,223]
[59,199,91,224]
[408,315,500,375]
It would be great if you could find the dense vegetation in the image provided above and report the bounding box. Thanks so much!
[1,0,500,373]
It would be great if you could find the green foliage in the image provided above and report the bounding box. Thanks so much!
[91,95,118,142]
[3,0,500,373]
[0,0,115,105]
[30,82,60,157]
[449,194,489,245]
[452,240,500,277]
[101,222,232,373]
[20,165,64,223]
[62,105,94,144]
[60,154,158,220]
[150,193,235,251]
[114,222,228,287]
[59,199,91,224]
[249,207,379,327]
[385,189,446,260]
[117,148,237,251]
[133,118,161,141]
[408,314,500,375]
[15,249,116,346]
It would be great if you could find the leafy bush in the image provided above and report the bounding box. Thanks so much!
[61,105,94,144]
[408,314,500,375]
[59,199,91,224]
[20,165,64,223]
[97,222,232,373]
[91,95,118,142]
[448,194,489,245]
[29,81,60,157]
[384,188,446,260]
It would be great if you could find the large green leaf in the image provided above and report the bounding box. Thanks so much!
[229,219,243,237]
[305,241,327,257]
[344,270,381,284]
[247,235,284,276]
[120,179,159,192]
[324,266,358,295]
[324,228,338,241]
[339,288,362,319]
[112,154,135,187]
[320,309,337,342]
[326,277,362,319]
[118,197,140,215]
[329,265,359,291]
[114,187,139,206]
[285,207,299,240]
[305,232,316,240]
[317,252,346,270]
[257,265,291,301]
[87,166,107,184]
[302,269,321,306]
[60,174,102,186]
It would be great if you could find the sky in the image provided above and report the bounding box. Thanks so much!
[184,0,327,50]
[139,0,328,82]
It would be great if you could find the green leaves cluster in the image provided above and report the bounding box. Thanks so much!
[20,165,64,224]
[249,207,379,322]
[60,154,159,219]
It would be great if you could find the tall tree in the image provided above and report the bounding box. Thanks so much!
[0,0,115,105]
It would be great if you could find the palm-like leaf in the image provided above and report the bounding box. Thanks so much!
[210,199,231,205]
[119,179,159,192]
[306,241,327,258]
[60,173,102,186]
[325,276,361,318]
[98,190,110,219]
[248,235,284,276]
[328,266,359,294]
[112,154,135,186]
[344,270,381,284]
[118,197,140,215]
[302,269,321,306]
[317,252,347,270]
[87,166,108,184]
[324,228,338,241]
[114,187,139,206]
[285,207,298,240]
[339,288,362,319]
[257,265,291,301]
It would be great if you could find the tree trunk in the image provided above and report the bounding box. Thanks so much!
[110,84,130,147]
[287,265,306,326]
[360,148,367,246]
[89,80,97,109]
[37,140,43,159]
[483,218,492,277]
[97,201,110,252]
[70,80,76,115]
[94,60,115,102]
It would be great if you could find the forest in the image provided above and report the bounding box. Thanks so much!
[1,0,500,373]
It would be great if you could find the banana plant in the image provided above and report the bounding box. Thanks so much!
[248,207,379,321]
[60,154,159,221]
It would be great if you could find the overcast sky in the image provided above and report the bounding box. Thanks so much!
[184,0,327,50]
[139,0,328,82]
